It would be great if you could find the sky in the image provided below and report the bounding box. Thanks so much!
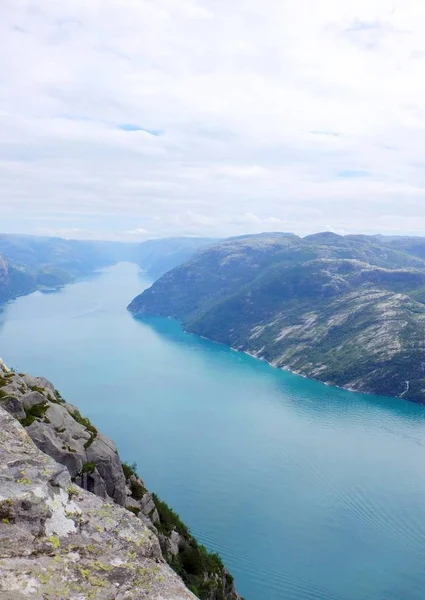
[1,0,425,241]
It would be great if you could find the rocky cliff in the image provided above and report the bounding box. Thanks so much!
[0,360,241,600]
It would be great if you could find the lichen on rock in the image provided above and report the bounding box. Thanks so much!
[0,362,242,600]
[0,406,196,599]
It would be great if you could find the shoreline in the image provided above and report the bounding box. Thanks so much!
[130,310,421,406]
[180,324,416,405]
[236,346,414,402]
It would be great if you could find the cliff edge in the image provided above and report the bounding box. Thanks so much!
[0,360,241,600]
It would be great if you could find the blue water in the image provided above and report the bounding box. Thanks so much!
[1,262,425,600]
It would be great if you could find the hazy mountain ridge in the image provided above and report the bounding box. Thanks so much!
[0,235,141,301]
[0,254,37,302]
[129,232,425,402]
[0,234,218,303]
[136,237,219,279]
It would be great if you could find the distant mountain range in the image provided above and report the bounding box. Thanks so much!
[136,236,219,279]
[0,235,138,302]
[0,234,215,302]
[129,232,425,403]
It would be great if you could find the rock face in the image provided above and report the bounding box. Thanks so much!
[0,366,126,507]
[129,232,425,403]
[0,406,196,599]
[0,361,242,600]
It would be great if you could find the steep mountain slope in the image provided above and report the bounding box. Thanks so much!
[0,360,241,600]
[137,237,219,279]
[129,233,425,403]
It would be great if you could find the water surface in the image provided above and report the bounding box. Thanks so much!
[1,262,425,600]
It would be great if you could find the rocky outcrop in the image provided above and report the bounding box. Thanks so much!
[0,360,242,600]
[0,364,126,507]
[0,405,196,599]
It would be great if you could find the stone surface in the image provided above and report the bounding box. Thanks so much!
[0,359,240,600]
[0,406,196,600]
[0,366,127,507]
[0,362,242,600]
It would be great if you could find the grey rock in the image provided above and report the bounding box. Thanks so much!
[139,492,157,517]
[169,530,183,556]
[75,467,108,499]
[0,362,242,600]
[86,433,127,505]
[22,374,55,394]
[26,419,84,477]
[0,406,196,600]
[0,397,26,420]
[21,392,47,410]
[0,365,127,506]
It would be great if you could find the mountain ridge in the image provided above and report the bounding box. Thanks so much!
[0,234,218,303]
[129,232,425,403]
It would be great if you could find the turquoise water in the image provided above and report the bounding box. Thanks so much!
[1,262,425,600]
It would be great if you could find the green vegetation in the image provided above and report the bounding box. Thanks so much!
[0,375,9,393]
[28,385,47,394]
[53,388,65,403]
[122,462,147,499]
[69,409,98,448]
[81,462,96,474]
[130,480,146,500]
[126,506,140,517]
[19,401,49,427]
[122,461,138,480]
[152,493,189,537]
[152,493,233,600]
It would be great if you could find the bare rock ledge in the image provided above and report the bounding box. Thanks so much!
[0,405,196,599]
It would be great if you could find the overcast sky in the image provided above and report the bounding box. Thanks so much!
[1,0,425,241]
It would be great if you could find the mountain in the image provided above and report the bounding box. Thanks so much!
[129,232,425,403]
[0,359,241,600]
[0,254,37,302]
[136,237,219,279]
[0,235,142,302]
[0,234,217,303]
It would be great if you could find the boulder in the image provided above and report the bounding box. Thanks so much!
[0,396,25,420]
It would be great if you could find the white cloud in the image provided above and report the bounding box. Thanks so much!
[125,227,149,236]
[1,0,425,239]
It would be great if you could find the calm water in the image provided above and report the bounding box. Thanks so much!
[1,262,425,600]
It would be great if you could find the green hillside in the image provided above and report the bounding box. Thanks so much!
[129,232,425,402]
